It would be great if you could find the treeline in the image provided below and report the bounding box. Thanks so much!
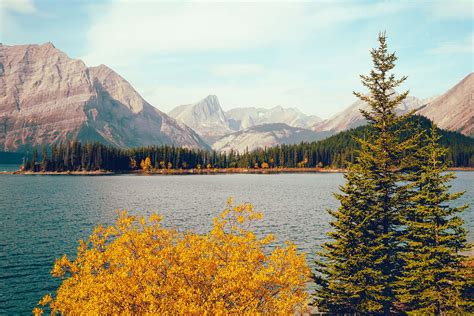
[23,116,474,172]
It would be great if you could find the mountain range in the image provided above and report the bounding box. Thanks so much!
[212,123,331,153]
[0,43,472,153]
[168,95,322,146]
[0,43,208,151]
[225,106,321,130]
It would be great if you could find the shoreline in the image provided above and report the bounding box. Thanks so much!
[2,167,474,176]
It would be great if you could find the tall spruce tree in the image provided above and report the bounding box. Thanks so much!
[396,124,469,314]
[314,32,420,314]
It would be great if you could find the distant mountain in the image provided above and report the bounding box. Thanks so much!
[0,43,208,151]
[168,95,233,143]
[313,74,473,137]
[212,123,330,153]
[416,73,473,136]
[168,96,323,146]
[313,95,429,133]
[226,106,322,130]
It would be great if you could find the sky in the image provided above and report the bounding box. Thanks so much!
[1,0,473,119]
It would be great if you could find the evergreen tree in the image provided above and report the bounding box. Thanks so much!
[396,124,469,314]
[31,148,38,172]
[41,146,48,171]
[314,32,420,314]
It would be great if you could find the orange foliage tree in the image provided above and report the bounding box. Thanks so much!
[33,199,310,315]
[140,157,152,172]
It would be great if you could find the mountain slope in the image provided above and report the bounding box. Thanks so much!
[226,106,321,130]
[212,123,331,153]
[168,95,233,143]
[0,43,208,151]
[313,95,428,133]
[416,73,473,136]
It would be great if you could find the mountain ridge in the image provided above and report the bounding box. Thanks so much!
[212,123,331,153]
[0,43,209,151]
[312,95,435,133]
[1,42,471,154]
[416,73,473,136]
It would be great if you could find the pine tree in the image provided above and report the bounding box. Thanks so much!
[31,148,38,172]
[396,124,469,314]
[314,32,420,314]
[41,146,48,172]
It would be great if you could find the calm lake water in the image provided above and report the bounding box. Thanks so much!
[0,169,472,314]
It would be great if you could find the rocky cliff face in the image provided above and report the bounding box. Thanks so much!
[0,43,208,151]
[416,73,473,136]
[212,123,330,153]
[168,95,233,143]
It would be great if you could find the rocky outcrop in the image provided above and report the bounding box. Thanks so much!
[168,95,233,143]
[0,43,208,151]
[416,73,473,136]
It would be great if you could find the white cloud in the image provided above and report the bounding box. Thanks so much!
[82,0,405,67]
[79,0,410,118]
[0,0,36,14]
[429,35,474,55]
[210,63,264,77]
[430,1,473,20]
[0,0,36,43]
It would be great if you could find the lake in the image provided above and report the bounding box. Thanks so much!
[0,170,472,314]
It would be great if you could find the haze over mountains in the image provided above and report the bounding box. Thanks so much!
[212,123,330,153]
[168,95,324,150]
[0,43,472,154]
[169,76,473,152]
[225,106,321,131]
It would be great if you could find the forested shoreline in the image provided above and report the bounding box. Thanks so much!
[20,115,474,172]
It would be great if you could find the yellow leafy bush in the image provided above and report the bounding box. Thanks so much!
[34,199,310,315]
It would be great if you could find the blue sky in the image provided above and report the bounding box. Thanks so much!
[1,0,472,118]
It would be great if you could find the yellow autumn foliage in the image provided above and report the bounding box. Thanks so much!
[140,157,152,172]
[34,199,310,315]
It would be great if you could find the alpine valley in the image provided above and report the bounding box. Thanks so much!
[0,43,472,155]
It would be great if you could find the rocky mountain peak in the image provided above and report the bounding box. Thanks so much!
[194,95,225,117]
[201,94,219,106]
[89,64,146,114]
[168,95,232,143]
[0,43,209,151]
[42,42,56,49]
